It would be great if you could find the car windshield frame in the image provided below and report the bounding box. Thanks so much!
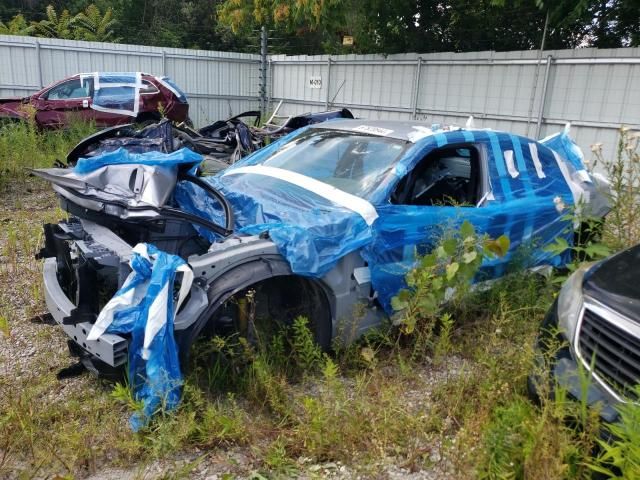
[245,127,410,201]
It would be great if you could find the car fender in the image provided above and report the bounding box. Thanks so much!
[177,254,334,363]
[176,237,334,362]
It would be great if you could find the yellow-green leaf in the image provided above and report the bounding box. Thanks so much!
[462,250,478,264]
[446,262,459,280]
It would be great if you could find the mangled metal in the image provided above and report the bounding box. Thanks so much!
[65,108,355,175]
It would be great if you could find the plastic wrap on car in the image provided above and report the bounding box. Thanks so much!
[74,146,201,175]
[80,72,142,117]
[86,243,193,431]
[176,126,587,314]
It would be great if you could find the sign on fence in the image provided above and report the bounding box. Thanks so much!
[308,76,322,89]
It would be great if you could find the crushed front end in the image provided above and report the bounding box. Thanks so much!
[33,149,234,378]
[39,217,131,377]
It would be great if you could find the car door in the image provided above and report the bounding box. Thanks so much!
[35,77,93,128]
[365,130,574,312]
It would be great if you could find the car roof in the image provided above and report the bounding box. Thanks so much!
[309,118,472,143]
[70,72,156,79]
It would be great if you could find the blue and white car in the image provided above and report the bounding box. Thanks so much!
[35,119,609,377]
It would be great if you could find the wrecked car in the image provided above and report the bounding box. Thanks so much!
[529,242,640,426]
[34,120,609,397]
[0,72,189,128]
[63,108,355,173]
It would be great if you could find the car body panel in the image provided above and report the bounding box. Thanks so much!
[176,120,607,311]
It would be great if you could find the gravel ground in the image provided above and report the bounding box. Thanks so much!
[0,178,464,479]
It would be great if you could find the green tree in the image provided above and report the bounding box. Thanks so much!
[0,13,32,35]
[29,4,75,38]
[72,4,117,42]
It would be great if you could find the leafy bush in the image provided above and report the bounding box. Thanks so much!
[590,385,640,479]
[391,220,509,341]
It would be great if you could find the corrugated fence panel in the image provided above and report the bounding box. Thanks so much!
[270,48,640,166]
[2,35,639,166]
[0,34,260,127]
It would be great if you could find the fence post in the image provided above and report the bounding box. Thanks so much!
[35,40,43,88]
[259,26,268,117]
[162,50,167,76]
[411,57,422,119]
[535,55,553,139]
[325,57,332,109]
[268,58,273,114]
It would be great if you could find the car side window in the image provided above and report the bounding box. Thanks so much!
[391,144,482,206]
[44,78,92,100]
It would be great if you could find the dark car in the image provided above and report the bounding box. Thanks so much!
[530,243,640,424]
[0,72,189,129]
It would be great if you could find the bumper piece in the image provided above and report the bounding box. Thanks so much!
[43,257,127,367]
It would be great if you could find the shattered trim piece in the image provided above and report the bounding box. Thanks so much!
[223,165,379,226]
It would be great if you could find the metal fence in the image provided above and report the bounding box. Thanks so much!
[1,34,638,163]
[270,48,640,165]
[0,35,261,127]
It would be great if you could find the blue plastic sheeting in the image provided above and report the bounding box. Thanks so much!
[74,147,202,174]
[540,124,586,173]
[176,124,586,313]
[77,72,141,117]
[176,171,373,277]
[79,120,175,158]
[362,197,572,312]
[87,243,193,431]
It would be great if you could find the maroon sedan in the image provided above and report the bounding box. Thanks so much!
[0,72,189,129]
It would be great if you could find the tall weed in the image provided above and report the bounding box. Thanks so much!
[591,127,640,249]
[0,117,95,186]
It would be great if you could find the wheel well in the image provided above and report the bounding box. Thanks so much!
[177,259,333,364]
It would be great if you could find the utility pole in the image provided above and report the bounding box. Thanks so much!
[259,25,268,119]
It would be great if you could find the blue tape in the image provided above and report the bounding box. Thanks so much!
[486,131,512,199]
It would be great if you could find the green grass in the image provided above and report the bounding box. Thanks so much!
[0,123,639,478]
[0,116,95,187]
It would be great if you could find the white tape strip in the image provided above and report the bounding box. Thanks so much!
[553,151,586,214]
[223,165,379,226]
[86,277,149,341]
[155,76,183,100]
[175,264,194,314]
[503,150,519,178]
[528,143,546,179]
[141,263,192,359]
[142,282,169,360]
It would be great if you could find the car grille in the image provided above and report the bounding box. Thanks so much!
[578,307,640,400]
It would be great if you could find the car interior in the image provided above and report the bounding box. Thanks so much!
[45,78,92,100]
[391,144,482,206]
